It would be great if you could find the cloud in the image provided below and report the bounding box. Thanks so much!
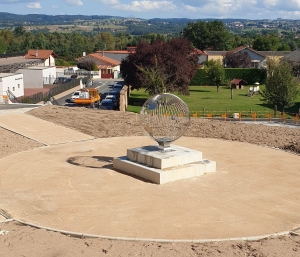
[65,0,83,6]
[100,0,176,12]
[26,1,41,8]
[52,5,58,8]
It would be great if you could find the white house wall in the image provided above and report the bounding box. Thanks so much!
[241,49,266,67]
[17,67,56,88]
[0,73,24,99]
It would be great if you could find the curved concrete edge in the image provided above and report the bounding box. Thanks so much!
[0,219,14,224]
[12,219,292,243]
[0,125,48,146]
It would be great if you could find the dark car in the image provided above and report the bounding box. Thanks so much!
[113,84,123,91]
[71,74,78,79]
[99,99,114,110]
[54,77,68,84]
[105,95,118,107]
[107,90,120,100]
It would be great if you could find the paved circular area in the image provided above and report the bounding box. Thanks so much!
[0,136,299,240]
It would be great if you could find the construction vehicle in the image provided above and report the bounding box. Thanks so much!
[73,88,101,107]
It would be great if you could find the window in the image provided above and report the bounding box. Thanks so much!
[18,84,20,88]
[13,87,15,91]
[7,87,9,90]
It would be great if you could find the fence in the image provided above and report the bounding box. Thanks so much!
[190,108,300,125]
[18,78,81,104]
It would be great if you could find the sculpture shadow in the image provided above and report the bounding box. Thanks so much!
[67,156,113,169]
[66,155,154,183]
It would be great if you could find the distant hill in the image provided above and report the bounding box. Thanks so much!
[0,12,252,25]
[0,12,123,25]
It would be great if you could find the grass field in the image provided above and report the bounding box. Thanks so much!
[127,85,300,118]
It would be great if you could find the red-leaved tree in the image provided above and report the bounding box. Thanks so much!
[223,51,252,68]
[120,38,198,95]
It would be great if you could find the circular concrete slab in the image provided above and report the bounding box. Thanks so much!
[0,136,299,240]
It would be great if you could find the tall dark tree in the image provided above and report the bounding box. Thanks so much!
[182,20,231,51]
[120,38,198,95]
[223,51,252,68]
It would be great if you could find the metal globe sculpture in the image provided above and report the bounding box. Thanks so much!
[140,93,190,150]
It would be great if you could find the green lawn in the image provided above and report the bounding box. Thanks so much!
[127,85,300,118]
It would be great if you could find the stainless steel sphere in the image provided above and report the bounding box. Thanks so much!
[140,93,190,149]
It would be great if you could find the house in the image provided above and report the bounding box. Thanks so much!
[78,52,121,79]
[281,50,300,67]
[224,46,267,68]
[16,66,57,89]
[0,73,24,103]
[205,51,227,63]
[25,49,58,67]
[259,51,291,64]
[231,78,247,89]
[193,49,208,66]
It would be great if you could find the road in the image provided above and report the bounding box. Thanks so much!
[56,78,123,106]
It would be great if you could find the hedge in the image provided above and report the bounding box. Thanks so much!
[190,68,267,85]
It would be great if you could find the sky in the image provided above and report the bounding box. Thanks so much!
[1,0,300,20]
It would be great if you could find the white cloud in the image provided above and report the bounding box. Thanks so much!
[26,2,41,8]
[65,0,83,6]
[100,0,176,12]
[52,5,58,8]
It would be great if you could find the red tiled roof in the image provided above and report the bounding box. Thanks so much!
[231,78,247,84]
[193,48,207,55]
[25,49,57,59]
[88,53,120,66]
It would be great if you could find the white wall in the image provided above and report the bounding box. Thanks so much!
[17,66,56,88]
[0,73,24,100]
[43,55,56,66]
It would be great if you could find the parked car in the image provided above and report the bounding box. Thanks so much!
[105,95,118,108]
[99,99,114,110]
[70,91,81,102]
[107,90,120,100]
[71,74,78,79]
[54,77,68,84]
[113,84,123,91]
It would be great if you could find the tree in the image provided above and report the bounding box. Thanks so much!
[0,38,7,54]
[252,34,279,51]
[204,60,225,92]
[77,58,98,71]
[182,20,231,51]
[223,51,252,68]
[120,38,198,95]
[13,26,26,37]
[261,59,298,110]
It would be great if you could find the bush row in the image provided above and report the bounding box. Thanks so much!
[190,68,267,85]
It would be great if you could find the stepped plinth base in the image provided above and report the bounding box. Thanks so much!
[113,145,216,184]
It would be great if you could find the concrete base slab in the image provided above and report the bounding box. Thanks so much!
[126,145,203,169]
[114,144,216,184]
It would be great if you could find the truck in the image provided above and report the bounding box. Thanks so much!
[73,88,101,107]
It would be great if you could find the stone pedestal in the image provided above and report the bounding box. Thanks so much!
[113,145,216,184]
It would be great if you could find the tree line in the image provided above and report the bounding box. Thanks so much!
[1,20,300,63]
[1,21,299,109]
